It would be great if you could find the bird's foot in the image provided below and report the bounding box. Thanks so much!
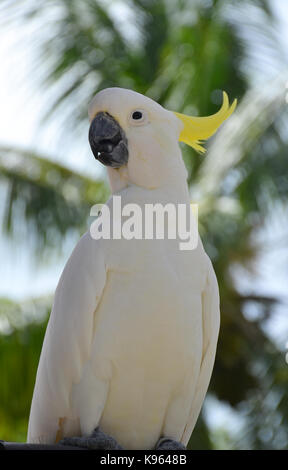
[155,437,186,450]
[59,427,123,450]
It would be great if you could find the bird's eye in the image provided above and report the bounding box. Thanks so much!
[129,109,148,126]
[132,111,143,120]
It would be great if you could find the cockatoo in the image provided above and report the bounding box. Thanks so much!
[27,88,236,450]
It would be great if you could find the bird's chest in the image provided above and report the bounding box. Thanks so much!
[93,238,205,377]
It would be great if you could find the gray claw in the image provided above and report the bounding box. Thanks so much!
[59,427,123,450]
[156,437,186,450]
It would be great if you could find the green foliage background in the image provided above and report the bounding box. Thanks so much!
[0,0,287,449]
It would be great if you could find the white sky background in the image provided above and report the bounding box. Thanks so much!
[0,0,287,443]
[0,1,107,299]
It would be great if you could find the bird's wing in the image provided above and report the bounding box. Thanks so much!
[181,255,220,446]
[27,232,107,444]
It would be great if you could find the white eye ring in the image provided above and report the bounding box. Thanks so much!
[129,109,148,126]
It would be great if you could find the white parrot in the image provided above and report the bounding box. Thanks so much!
[27,88,236,450]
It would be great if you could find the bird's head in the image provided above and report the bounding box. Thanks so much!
[88,87,236,190]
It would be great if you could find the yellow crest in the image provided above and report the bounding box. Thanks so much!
[173,92,237,153]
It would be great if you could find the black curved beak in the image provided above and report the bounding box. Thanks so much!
[88,112,128,168]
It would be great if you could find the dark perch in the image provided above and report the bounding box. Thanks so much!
[0,440,85,450]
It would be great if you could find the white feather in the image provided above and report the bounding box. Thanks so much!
[27,88,220,449]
